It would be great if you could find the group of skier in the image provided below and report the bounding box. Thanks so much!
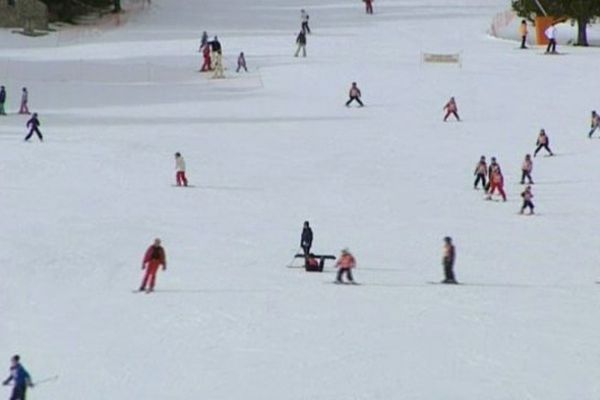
[518,19,559,54]
[0,86,30,116]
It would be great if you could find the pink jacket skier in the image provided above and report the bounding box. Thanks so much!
[19,88,30,115]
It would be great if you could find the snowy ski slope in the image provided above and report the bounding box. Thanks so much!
[1,0,600,399]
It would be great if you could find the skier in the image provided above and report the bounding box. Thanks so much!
[2,355,33,400]
[294,30,307,57]
[520,185,535,215]
[300,9,310,34]
[441,236,457,284]
[236,52,248,73]
[588,110,599,138]
[200,45,212,72]
[300,221,313,256]
[19,88,30,115]
[304,253,322,272]
[209,36,222,54]
[212,52,225,79]
[544,22,558,54]
[174,152,188,187]
[335,248,356,284]
[520,154,534,184]
[473,155,487,190]
[139,238,167,293]
[519,19,528,49]
[345,82,364,107]
[486,160,506,201]
[443,96,460,121]
[0,86,6,115]
[363,0,373,15]
[533,129,553,157]
[24,113,42,142]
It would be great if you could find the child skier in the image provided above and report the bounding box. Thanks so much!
[335,248,356,284]
[174,152,188,187]
[294,31,307,57]
[24,113,42,142]
[200,44,212,72]
[0,86,6,116]
[588,110,599,138]
[534,129,553,157]
[300,9,310,34]
[139,238,167,293]
[363,0,373,14]
[441,236,457,284]
[2,355,33,400]
[443,96,460,121]
[520,185,534,215]
[345,82,364,107]
[520,154,534,184]
[236,52,248,72]
[519,20,528,49]
[487,161,506,201]
[19,87,30,115]
[473,155,487,189]
[300,221,313,256]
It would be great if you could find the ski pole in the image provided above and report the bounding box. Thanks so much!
[33,375,59,386]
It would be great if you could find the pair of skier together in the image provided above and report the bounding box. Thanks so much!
[0,86,30,116]
[301,221,356,283]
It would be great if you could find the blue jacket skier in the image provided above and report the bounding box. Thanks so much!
[2,355,33,400]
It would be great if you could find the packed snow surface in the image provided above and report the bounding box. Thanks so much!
[1,0,600,399]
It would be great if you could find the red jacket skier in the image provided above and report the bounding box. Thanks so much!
[486,162,506,201]
[139,238,167,293]
[443,97,460,121]
[200,45,212,72]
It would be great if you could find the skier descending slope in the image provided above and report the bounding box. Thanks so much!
[486,157,506,201]
[2,355,33,400]
[520,154,534,184]
[533,129,553,157]
[24,113,42,142]
[588,111,599,138]
[139,239,167,293]
[335,248,356,284]
[174,152,188,187]
[520,185,535,215]
[443,96,460,121]
[345,82,364,107]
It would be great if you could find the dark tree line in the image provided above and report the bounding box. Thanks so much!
[41,0,122,22]
[512,0,600,46]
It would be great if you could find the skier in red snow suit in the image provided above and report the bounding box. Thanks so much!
[174,152,188,186]
[363,0,373,14]
[473,155,487,189]
[140,238,167,293]
[487,163,506,201]
[335,248,356,283]
[443,97,460,121]
[200,45,212,72]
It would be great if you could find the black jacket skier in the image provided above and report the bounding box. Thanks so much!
[301,221,313,255]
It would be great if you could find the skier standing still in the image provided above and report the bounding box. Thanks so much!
[473,155,487,190]
[521,154,534,184]
[363,0,373,14]
[441,237,457,284]
[519,20,528,49]
[533,129,553,157]
[0,86,6,115]
[335,248,356,284]
[300,221,313,256]
[486,160,506,201]
[2,355,33,400]
[545,23,558,54]
[139,238,167,293]
[345,82,364,107]
[19,88,30,115]
[443,97,460,121]
[174,152,188,187]
[236,52,248,72]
